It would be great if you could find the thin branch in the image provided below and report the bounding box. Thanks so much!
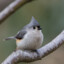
[2,30,64,64]
[0,0,33,24]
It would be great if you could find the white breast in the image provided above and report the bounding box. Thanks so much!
[16,29,43,50]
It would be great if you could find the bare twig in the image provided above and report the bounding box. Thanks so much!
[2,30,64,64]
[0,0,33,24]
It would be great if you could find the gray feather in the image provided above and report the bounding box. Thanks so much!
[29,16,40,27]
[4,36,15,41]
[15,30,27,39]
[23,16,40,29]
[4,16,40,40]
[15,16,39,39]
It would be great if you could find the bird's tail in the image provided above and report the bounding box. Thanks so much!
[4,36,16,41]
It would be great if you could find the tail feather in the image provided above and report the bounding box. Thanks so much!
[4,36,16,41]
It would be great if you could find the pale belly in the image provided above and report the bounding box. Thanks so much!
[16,30,43,50]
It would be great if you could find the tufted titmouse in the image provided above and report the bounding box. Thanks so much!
[5,16,43,50]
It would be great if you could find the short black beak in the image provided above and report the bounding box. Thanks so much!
[38,27,42,30]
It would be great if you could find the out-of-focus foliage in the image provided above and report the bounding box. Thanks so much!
[0,0,64,64]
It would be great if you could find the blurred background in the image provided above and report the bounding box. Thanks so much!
[0,0,64,64]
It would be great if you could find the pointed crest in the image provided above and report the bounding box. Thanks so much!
[23,16,40,29]
[29,16,40,27]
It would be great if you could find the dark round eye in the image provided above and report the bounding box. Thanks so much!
[33,26,35,29]
[37,26,40,28]
[37,26,42,30]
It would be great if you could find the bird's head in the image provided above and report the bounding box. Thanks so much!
[24,16,42,31]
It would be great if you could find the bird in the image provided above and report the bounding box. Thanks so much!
[5,16,43,51]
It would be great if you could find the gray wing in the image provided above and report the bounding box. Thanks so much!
[15,30,27,39]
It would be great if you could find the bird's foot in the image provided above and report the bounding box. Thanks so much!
[32,50,40,56]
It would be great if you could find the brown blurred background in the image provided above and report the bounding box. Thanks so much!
[0,0,64,64]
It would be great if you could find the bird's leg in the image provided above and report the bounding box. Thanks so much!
[31,50,40,56]
[32,50,41,60]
